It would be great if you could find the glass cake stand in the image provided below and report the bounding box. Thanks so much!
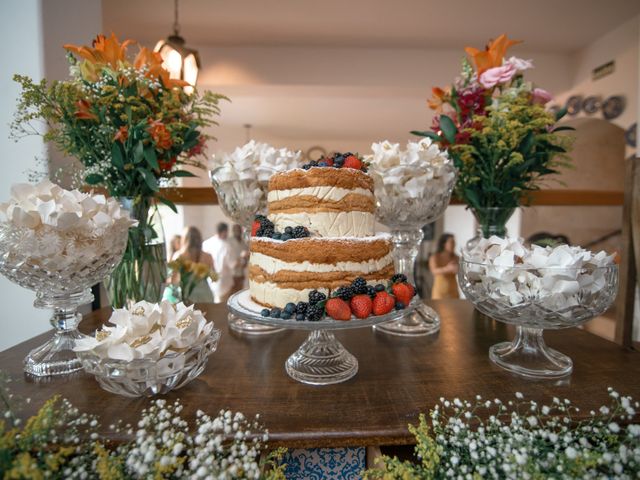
[228,290,417,385]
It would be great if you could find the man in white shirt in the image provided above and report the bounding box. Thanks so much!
[228,224,249,293]
[203,222,237,303]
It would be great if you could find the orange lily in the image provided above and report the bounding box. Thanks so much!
[465,34,521,76]
[74,99,98,121]
[428,87,448,111]
[134,47,189,90]
[64,33,133,70]
[114,126,128,143]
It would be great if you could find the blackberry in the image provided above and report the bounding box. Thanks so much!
[302,163,312,170]
[352,277,368,294]
[255,214,268,223]
[260,308,270,317]
[308,290,327,305]
[295,313,305,321]
[374,283,386,292]
[391,273,407,284]
[292,226,309,238]
[296,302,308,316]
[366,285,376,298]
[284,226,293,234]
[306,304,324,322]
[270,308,281,319]
[284,302,297,314]
[395,302,406,310]
[342,151,353,157]
[281,312,292,320]
[334,285,354,301]
[258,226,274,238]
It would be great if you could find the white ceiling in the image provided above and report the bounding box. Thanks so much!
[103,0,640,53]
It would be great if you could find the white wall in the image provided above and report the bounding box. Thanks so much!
[0,0,49,350]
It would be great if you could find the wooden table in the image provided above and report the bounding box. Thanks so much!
[1,300,638,448]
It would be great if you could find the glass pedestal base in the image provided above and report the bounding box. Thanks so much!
[227,313,284,335]
[373,303,440,337]
[285,330,358,385]
[489,327,572,379]
[24,328,86,377]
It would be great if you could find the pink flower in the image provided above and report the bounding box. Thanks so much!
[479,63,517,89]
[506,56,534,72]
[532,88,553,105]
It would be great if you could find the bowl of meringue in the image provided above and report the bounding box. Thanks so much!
[75,300,220,397]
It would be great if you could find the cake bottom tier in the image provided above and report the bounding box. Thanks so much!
[249,234,394,308]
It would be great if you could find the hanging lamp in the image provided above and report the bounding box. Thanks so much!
[154,0,200,93]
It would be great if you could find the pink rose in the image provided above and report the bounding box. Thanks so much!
[506,56,534,72]
[532,88,553,105]
[479,63,517,89]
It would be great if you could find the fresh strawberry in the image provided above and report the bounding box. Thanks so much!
[325,298,351,321]
[373,291,395,316]
[343,155,363,170]
[323,156,334,167]
[392,282,415,306]
[251,220,261,236]
[349,294,373,319]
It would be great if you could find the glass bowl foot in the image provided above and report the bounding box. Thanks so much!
[285,330,358,385]
[489,328,573,379]
[373,303,440,337]
[228,313,284,335]
[24,329,86,377]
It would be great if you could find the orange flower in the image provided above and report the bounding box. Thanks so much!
[64,33,133,70]
[428,87,448,111]
[74,99,98,121]
[148,120,172,150]
[465,34,521,76]
[134,47,189,90]
[114,126,128,143]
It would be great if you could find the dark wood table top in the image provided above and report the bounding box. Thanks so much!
[1,300,638,448]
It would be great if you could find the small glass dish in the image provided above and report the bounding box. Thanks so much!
[78,328,221,397]
[458,260,618,378]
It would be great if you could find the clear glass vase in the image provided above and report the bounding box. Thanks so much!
[465,207,516,251]
[370,163,457,336]
[210,168,282,335]
[0,222,129,376]
[107,197,167,308]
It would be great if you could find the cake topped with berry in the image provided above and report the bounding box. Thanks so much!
[248,152,416,319]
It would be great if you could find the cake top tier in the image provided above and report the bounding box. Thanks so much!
[268,166,373,193]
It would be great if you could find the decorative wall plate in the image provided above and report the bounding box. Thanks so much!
[582,96,601,115]
[625,123,637,148]
[566,95,583,116]
[602,95,625,120]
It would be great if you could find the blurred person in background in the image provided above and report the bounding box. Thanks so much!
[168,234,182,260]
[203,222,238,303]
[169,227,214,303]
[428,233,460,300]
[228,224,249,293]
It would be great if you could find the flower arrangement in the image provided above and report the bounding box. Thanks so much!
[0,374,285,479]
[167,258,218,304]
[11,33,227,307]
[412,34,573,236]
[364,389,639,479]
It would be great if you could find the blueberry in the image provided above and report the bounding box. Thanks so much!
[284,302,296,314]
[281,233,292,241]
[284,226,293,234]
[273,232,282,240]
[296,313,305,321]
[281,312,292,320]
[375,283,386,292]
[318,161,328,167]
[260,308,270,317]
[270,308,281,318]
[395,302,405,310]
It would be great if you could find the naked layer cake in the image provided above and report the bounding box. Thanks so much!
[249,160,394,308]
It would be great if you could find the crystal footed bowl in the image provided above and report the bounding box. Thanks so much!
[78,327,221,397]
[370,163,457,336]
[458,260,618,378]
[0,222,129,377]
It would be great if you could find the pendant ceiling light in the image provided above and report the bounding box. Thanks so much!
[154,0,200,94]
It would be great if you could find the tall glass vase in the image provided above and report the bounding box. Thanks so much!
[107,197,167,308]
[465,207,516,251]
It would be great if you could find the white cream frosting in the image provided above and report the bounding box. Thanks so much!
[250,251,393,275]
[268,211,374,237]
[267,186,373,203]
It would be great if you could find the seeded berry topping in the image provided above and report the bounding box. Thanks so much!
[333,285,354,301]
[296,302,308,316]
[308,290,327,305]
[305,304,324,322]
[374,283,386,292]
[301,152,368,171]
[352,277,368,294]
[292,226,309,238]
[391,273,408,284]
[366,285,376,298]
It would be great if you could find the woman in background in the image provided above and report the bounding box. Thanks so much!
[429,233,460,300]
[171,226,215,303]
[168,234,182,260]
